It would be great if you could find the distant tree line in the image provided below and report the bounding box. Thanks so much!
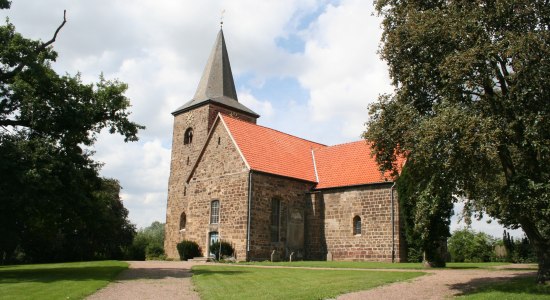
[446,228,536,263]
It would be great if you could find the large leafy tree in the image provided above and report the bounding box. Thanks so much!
[365,0,550,283]
[0,2,143,262]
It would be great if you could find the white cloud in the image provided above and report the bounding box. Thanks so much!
[296,0,392,140]
[238,90,274,118]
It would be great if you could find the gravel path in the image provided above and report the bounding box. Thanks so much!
[86,261,536,300]
[86,261,203,300]
[337,265,536,300]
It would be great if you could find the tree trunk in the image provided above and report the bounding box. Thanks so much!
[519,218,549,284]
[536,246,550,284]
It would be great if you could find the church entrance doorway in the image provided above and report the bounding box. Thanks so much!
[209,231,219,257]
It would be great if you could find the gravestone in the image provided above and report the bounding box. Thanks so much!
[271,250,281,262]
[286,208,304,259]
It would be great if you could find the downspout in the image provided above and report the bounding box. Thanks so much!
[390,181,396,263]
[246,170,253,261]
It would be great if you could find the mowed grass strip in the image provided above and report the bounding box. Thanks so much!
[192,265,424,300]
[239,261,510,270]
[458,276,550,299]
[0,260,128,300]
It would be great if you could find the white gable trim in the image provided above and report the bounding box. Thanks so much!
[219,114,251,170]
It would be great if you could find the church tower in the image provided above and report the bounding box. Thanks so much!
[164,29,259,258]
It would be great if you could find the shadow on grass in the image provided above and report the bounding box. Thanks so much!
[117,267,192,280]
[450,272,548,297]
[446,266,487,270]
[0,265,127,284]
[192,268,249,277]
[0,265,196,283]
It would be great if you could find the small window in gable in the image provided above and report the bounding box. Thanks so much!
[184,128,193,145]
[179,212,187,230]
[353,215,361,235]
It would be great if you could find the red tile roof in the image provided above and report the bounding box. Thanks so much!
[221,114,402,188]
[314,141,395,189]
[222,115,325,182]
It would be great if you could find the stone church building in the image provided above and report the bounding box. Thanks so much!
[164,29,405,262]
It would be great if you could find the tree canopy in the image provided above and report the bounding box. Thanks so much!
[365,0,550,283]
[0,4,143,263]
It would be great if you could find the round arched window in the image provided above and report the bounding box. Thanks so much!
[353,215,361,235]
[184,128,193,145]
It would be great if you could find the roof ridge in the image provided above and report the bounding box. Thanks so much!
[221,113,327,147]
[325,140,369,148]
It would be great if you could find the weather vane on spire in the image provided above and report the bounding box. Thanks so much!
[220,9,226,28]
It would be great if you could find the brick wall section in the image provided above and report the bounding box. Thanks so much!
[164,104,256,259]
[321,184,403,262]
[248,172,316,261]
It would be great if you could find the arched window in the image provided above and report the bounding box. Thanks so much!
[270,198,281,242]
[179,212,186,230]
[210,200,220,224]
[353,216,361,235]
[184,128,193,145]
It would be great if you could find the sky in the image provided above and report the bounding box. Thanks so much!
[2,0,523,238]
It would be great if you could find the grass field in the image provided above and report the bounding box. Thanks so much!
[239,260,510,270]
[192,265,425,300]
[0,260,128,300]
[458,276,550,299]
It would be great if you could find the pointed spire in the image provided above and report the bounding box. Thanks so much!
[193,29,238,102]
[173,29,259,118]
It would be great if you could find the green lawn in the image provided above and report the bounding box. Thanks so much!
[192,265,425,300]
[239,260,510,270]
[0,260,128,300]
[458,276,550,299]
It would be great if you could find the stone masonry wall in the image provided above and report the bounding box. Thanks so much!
[304,191,327,260]
[322,184,403,262]
[185,120,249,259]
[165,105,211,258]
[249,172,316,261]
[165,104,256,259]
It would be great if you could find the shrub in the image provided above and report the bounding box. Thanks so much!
[177,240,201,261]
[209,240,234,261]
[125,234,147,260]
[124,221,165,260]
[145,243,165,260]
[407,247,423,263]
